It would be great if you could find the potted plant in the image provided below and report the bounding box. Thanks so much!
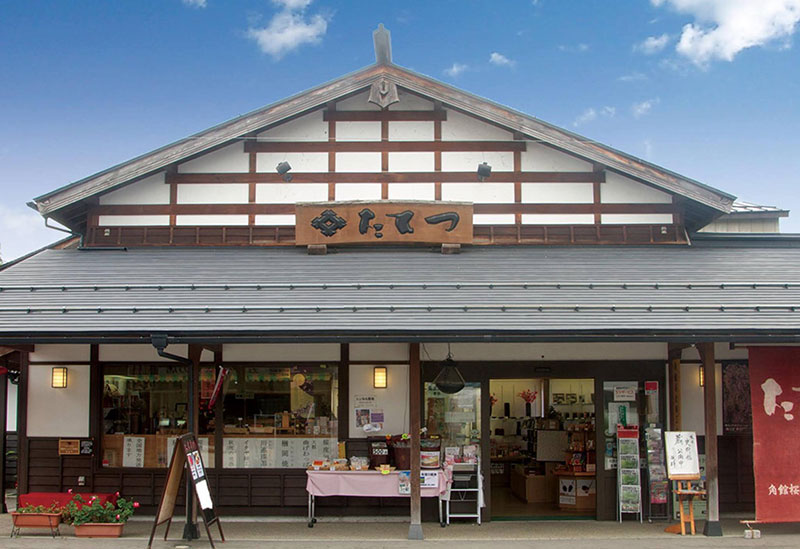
[518,389,538,417]
[11,501,62,537]
[64,493,139,538]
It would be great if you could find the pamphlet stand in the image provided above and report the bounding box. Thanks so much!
[616,425,642,523]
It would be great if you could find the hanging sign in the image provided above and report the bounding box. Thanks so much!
[147,434,224,549]
[748,347,800,523]
[58,439,80,456]
[296,201,473,245]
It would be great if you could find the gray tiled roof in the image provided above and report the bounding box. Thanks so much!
[1,246,799,341]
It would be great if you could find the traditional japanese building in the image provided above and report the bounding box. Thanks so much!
[2,25,798,537]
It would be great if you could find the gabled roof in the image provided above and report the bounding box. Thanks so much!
[32,59,736,225]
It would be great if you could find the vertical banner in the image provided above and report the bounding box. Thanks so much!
[749,347,800,523]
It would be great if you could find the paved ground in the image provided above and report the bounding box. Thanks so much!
[2,515,800,549]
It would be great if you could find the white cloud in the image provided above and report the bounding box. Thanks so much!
[247,0,329,60]
[635,33,671,54]
[643,139,654,159]
[0,205,66,263]
[444,63,468,77]
[618,72,649,82]
[181,0,207,7]
[632,97,660,118]
[558,43,590,53]
[651,0,800,66]
[489,52,515,67]
[573,105,615,127]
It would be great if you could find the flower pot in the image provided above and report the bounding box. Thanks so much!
[12,512,62,528]
[73,522,125,538]
[525,402,532,417]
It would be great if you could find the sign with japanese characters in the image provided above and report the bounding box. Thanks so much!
[664,431,700,477]
[749,347,800,523]
[295,201,473,245]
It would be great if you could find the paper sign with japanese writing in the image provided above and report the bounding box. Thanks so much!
[664,431,699,477]
[295,201,473,245]
[749,347,800,523]
[123,436,146,468]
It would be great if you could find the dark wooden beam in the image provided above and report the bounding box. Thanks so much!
[0,357,6,512]
[0,345,34,358]
[168,171,604,184]
[698,342,723,536]
[323,110,446,122]
[244,140,526,153]
[17,351,29,496]
[408,343,423,540]
[338,344,349,443]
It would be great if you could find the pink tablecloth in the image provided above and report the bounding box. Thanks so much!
[306,470,446,498]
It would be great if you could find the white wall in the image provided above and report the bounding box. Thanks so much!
[178,143,249,173]
[98,173,169,205]
[349,343,409,362]
[175,215,249,226]
[335,183,381,201]
[521,183,594,204]
[388,183,435,200]
[177,183,249,204]
[441,182,514,203]
[601,172,672,204]
[441,151,513,172]
[7,380,17,431]
[27,364,90,437]
[601,214,674,225]
[349,363,409,438]
[388,152,435,172]
[257,110,327,141]
[31,345,90,362]
[335,121,381,141]
[335,152,381,172]
[441,110,511,141]
[98,215,170,226]
[521,143,592,172]
[522,214,595,225]
[256,152,328,173]
[388,121,434,141]
[679,361,723,435]
[255,183,328,203]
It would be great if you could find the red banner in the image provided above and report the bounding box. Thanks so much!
[749,347,800,523]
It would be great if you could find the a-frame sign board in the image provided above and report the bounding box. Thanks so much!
[148,433,224,548]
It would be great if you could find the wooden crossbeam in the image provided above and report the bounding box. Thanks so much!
[167,171,604,184]
[244,141,526,153]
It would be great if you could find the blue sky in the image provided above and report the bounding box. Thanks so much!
[2,0,800,260]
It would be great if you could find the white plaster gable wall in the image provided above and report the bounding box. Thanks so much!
[257,110,327,141]
[336,121,381,141]
[256,152,328,173]
[27,364,90,437]
[336,183,381,201]
[98,173,169,205]
[176,215,249,226]
[255,183,328,203]
[441,182,514,203]
[474,214,515,225]
[521,143,593,172]
[441,110,512,141]
[441,151,513,172]
[390,91,434,110]
[601,172,672,204]
[178,142,249,173]
[388,121,434,141]
[349,363,409,438]
[388,152,435,172]
[177,183,249,204]
[223,343,339,361]
[601,214,674,224]
[335,152,382,172]
[388,183,435,200]
[521,183,594,204]
[98,215,170,226]
[254,215,295,226]
[336,91,380,111]
[521,214,595,225]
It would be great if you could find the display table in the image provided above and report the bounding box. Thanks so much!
[306,470,447,527]
[555,471,596,511]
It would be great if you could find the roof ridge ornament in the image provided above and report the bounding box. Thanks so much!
[369,24,400,109]
[373,23,392,65]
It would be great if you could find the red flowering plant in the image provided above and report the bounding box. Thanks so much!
[489,394,498,408]
[63,493,139,525]
[518,389,538,404]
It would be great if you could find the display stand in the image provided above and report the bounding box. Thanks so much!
[645,426,669,521]
[664,431,705,536]
[616,425,642,522]
[444,461,482,525]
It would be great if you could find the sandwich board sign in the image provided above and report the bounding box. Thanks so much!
[148,433,224,549]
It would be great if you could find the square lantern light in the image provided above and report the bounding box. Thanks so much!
[699,366,705,387]
[373,366,387,389]
[51,367,68,388]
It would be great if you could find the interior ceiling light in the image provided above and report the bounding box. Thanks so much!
[276,161,293,182]
[477,162,492,182]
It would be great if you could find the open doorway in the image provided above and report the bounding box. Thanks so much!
[489,378,596,520]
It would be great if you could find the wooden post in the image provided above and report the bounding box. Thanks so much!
[408,343,423,540]
[667,343,688,431]
[17,351,28,497]
[0,355,7,513]
[183,344,202,541]
[698,342,722,536]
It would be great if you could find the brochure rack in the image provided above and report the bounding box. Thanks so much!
[645,426,670,521]
[616,425,642,522]
[444,461,482,525]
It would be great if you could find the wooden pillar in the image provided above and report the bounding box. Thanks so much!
[213,349,224,471]
[183,344,202,541]
[667,343,688,431]
[17,351,29,496]
[408,343,423,540]
[0,355,7,513]
[698,342,722,536]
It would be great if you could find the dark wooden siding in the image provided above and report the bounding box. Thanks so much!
[4,432,17,489]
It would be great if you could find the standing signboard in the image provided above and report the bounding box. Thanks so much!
[148,433,224,549]
[748,347,800,523]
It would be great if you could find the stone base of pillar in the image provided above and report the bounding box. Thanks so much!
[183,522,199,540]
[408,523,424,540]
[703,520,723,537]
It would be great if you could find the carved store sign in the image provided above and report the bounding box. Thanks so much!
[296,201,473,245]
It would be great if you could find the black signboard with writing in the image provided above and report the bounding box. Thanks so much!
[148,433,224,549]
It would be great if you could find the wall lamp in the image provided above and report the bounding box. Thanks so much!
[699,366,705,387]
[477,162,492,182]
[51,366,68,388]
[373,366,387,389]
[276,161,293,182]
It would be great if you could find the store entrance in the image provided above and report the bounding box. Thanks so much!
[489,378,596,520]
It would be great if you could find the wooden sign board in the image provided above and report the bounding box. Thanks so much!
[296,201,473,245]
[58,439,80,456]
[664,431,700,478]
[148,433,224,549]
